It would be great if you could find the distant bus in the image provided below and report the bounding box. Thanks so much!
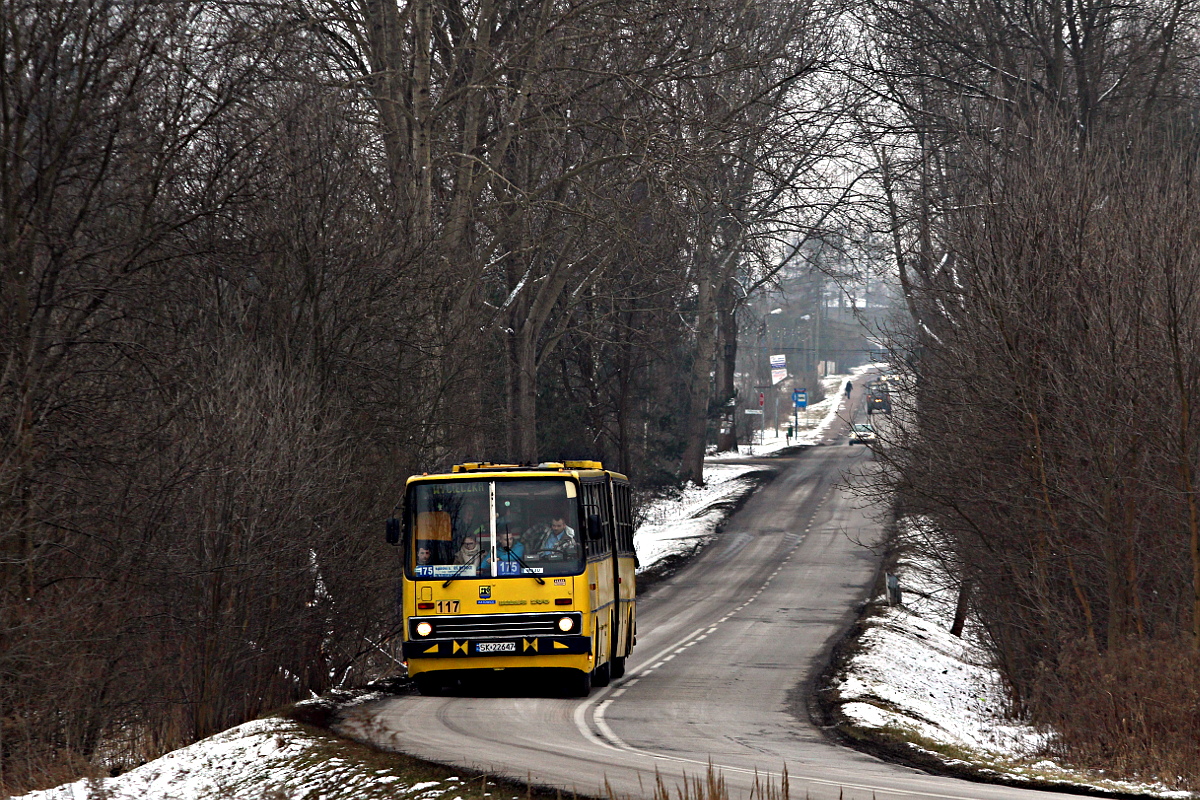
[386,461,636,696]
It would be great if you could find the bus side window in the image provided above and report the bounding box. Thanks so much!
[581,483,595,556]
[613,483,630,553]
[581,483,610,558]
[624,485,633,552]
[622,484,631,551]
[602,483,614,553]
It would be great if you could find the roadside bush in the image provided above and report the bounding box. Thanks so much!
[1031,638,1200,790]
[861,117,1200,789]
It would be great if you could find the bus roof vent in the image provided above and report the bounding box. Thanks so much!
[451,461,522,472]
[537,462,566,469]
[563,460,604,470]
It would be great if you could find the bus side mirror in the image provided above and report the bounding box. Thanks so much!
[385,517,401,545]
[587,513,602,540]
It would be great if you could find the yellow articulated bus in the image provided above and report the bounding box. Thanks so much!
[386,461,636,696]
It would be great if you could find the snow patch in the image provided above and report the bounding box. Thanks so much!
[830,516,1193,798]
[11,718,462,800]
[634,463,768,571]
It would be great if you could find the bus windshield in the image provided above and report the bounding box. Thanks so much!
[408,479,583,579]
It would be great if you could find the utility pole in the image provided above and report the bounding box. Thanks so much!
[753,385,769,445]
[815,280,823,376]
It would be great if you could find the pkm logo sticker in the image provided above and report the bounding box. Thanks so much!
[478,585,492,599]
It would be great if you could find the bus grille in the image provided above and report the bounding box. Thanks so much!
[411,612,578,640]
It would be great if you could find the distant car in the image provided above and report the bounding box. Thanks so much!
[866,392,891,414]
[849,423,876,445]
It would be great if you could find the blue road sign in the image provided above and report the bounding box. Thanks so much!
[793,389,807,409]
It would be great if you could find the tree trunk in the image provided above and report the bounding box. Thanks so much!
[680,274,717,484]
[411,0,433,242]
[715,278,739,453]
[950,578,971,637]
[512,328,540,464]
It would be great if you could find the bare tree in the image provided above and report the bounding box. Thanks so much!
[0,0,426,788]
[861,117,1200,785]
[674,0,855,484]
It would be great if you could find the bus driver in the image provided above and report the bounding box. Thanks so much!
[527,515,575,556]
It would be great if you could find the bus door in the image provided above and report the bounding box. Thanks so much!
[610,480,634,654]
[602,479,621,640]
[580,479,616,661]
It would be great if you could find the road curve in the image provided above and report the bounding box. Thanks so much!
[337,434,1063,800]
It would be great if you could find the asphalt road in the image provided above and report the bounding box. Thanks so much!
[337,404,1065,800]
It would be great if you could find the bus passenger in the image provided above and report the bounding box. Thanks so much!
[496,529,525,560]
[546,516,576,549]
[482,529,525,571]
[455,535,482,565]
[457,504,488,540]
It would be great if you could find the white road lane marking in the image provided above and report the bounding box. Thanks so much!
[575,487,998,799]
[578,681,1017,800]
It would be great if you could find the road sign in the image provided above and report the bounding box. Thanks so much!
[770,354,787,385]
[744,409,763,415]
[793,389,808,409]
[758,392,765,407]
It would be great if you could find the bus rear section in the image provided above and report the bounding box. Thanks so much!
[387,462,636,696]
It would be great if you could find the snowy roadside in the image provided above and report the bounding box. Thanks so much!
[633,462,774,574]
[709,364,879,459]
[632,365,883,576]
[8,713,549,800]
[822,517,1194,799]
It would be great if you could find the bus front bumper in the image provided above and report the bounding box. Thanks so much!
[403,635,591,659]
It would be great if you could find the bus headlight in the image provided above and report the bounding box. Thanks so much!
[416,621,433,637]
[557,616,574,633]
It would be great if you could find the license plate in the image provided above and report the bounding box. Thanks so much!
[475,641,517,653]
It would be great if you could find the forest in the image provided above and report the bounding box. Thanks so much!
[4,0,1200,791]
[863,0,1200,785]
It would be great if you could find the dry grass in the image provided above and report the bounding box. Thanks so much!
[0,746,108,798]
[627,763,795,800]
[1032,637,1200,791]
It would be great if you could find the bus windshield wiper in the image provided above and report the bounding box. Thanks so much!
[504,547,546,584]
[442,550,546,586]
[442,559,477,588]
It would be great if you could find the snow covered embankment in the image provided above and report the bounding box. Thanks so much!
[12,713,528,800]
[824,518,1192,799]
[634,462,774,577]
